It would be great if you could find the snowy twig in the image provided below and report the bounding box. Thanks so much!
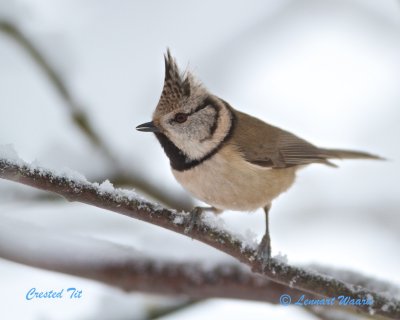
[0,157,399,319]
[0,21,193,211]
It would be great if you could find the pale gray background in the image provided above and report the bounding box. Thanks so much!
[0,0,399,319]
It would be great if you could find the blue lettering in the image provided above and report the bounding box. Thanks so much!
[26,288,36,300]
[338,295,348,305]
[56,289,64,298]
[67,287,82,299]
[294,294,305,305]
[25,287,81,300]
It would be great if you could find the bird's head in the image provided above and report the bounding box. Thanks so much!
[136,50,234,169]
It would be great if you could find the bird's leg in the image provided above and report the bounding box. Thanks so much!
[257,204,272,265]
[184,206,221,234]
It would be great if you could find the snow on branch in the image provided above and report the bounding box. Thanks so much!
[0,151,399,319]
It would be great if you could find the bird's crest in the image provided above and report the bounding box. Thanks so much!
[154,49,205,116]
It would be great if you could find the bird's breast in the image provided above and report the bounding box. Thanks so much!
[172,145,297,211]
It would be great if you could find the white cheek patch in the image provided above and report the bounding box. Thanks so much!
[162,102,233,161]
[189,108,217,141]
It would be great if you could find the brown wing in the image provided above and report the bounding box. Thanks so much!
[231,110,336,168]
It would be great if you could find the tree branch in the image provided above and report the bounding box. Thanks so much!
[0,218,307,304]
[0,156,399,319]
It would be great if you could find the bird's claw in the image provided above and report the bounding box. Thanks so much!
[257,234,271,269]
[184,207,203,234]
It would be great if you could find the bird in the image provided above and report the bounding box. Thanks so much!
[136,50,382,262]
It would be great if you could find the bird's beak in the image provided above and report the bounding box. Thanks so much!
[136,121,160,133]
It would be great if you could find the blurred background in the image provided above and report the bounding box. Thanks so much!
[0,0,399,319]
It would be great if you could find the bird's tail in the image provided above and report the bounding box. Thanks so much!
[319,148,384,161]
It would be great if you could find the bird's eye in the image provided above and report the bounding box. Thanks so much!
[174,113,188,123]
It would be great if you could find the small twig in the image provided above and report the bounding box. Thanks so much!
[0,157,399,319]
[0,21,105,152]
[0,21,193,210]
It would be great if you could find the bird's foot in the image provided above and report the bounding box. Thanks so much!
[257,234,271,269]
[184,206,203,234]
